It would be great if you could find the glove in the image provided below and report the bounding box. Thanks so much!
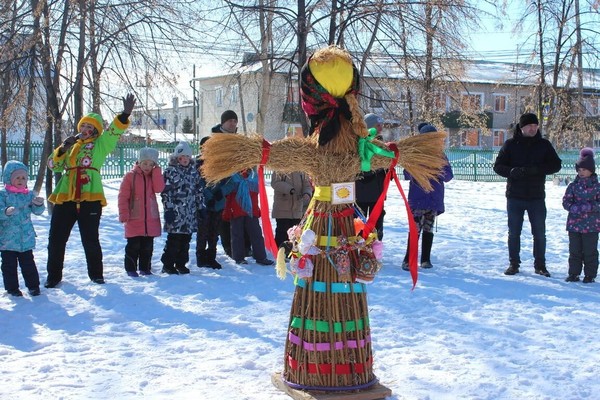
[57,135,78,156]
[509,167,526,179]
[164,210,176,224]
[205,198,216,209]
[122,93,136,115]
[524,166,539,176]
[5,207,16,216]
[32,197,45,206]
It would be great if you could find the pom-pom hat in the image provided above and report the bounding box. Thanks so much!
[3,160,28,185]
[138,147,159,164]
[576,147,595,173]
[77,113,104,135]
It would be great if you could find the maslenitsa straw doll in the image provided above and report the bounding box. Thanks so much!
[201,45,447,393]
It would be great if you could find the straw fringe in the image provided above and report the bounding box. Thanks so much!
[201,131,446,191]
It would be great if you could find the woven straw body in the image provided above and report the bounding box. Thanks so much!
[282,199,375,390]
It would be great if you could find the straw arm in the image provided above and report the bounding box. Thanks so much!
[370,132,447,192]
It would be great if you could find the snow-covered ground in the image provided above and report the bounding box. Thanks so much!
[1,178,598,400]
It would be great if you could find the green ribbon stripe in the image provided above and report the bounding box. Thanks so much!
[295,279,366,294]
[290,317,369,333]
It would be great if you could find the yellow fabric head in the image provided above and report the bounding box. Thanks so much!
[309,55,354,98]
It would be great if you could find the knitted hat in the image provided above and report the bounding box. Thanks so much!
[77,113,104,135]
[2,160,28,185]
[519,113,539,128]
[138,147,159,164]
[576,147,595,173]
[418,123,438,134]
[173,141,192,158]
[221,110,238,124]
[364,113,383,129]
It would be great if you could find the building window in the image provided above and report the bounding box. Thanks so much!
[370,89,383,108]
[520,96,533,115]
[494,95,507,113]
[399,91,410,109]
[231,85,239,104]
[493,129,506,146]
[584,98,599,116]
[594,131,600,148]
[461,93,484,112]
[461,129,480,147]
[216,87,223,107]
[433,93,448,112]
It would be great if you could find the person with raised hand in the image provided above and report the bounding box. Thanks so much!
[45,93,136,288]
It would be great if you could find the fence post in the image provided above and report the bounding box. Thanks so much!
[473,151,477,182]
[119,146,125,177]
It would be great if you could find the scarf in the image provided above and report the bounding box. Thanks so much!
[232,170,259,216]
[300,56,360,146]
[5,185,29,194]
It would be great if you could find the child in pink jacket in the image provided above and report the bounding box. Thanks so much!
[118,148,165,276]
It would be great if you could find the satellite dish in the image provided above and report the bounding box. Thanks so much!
[247,112,254,122]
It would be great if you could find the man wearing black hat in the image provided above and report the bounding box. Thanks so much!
[211,110,238,134]
[208,109,251,258]
[494,112,562,277]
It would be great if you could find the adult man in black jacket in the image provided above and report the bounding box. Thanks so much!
[494,112,562,277]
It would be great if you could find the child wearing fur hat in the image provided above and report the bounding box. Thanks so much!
[160,141,204,274]
[562,148,600,283]
[45,94,136,288]
[0,161,45,296]
[118,148,165,277]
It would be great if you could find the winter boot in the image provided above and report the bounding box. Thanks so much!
[420,231,434,268]
[206,248,222,269]
[504,264,520,275]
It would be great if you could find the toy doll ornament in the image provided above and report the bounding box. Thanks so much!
[201,45,447,395]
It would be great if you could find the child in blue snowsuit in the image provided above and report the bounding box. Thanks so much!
[0,161,45,296]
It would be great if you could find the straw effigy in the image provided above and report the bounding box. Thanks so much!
[201,45,447,393]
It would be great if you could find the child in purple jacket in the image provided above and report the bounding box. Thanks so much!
[562,148,600,283]
[402,123,453,270]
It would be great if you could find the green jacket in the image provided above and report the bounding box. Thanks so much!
[47,116,129,206]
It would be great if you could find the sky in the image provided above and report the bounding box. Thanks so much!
[2,177,600,399]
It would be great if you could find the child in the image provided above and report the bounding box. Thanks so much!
[0,161,45,296]
[118,148,165,277]
[160,141,203,274]
[223,168,274,265]
[402,123,454,270]
[562,148,600,283]
[195,137,231,269]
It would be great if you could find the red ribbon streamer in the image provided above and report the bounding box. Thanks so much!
[257,139,279,259]
[361,143,418,289]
